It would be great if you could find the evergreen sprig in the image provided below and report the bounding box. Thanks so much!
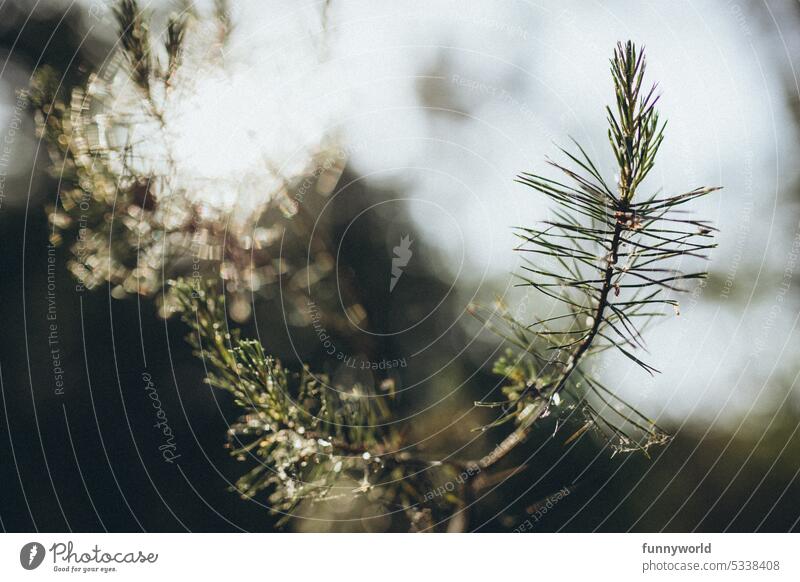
[171,279,469,529]
[113,0,153,93]
[475,41,720,464]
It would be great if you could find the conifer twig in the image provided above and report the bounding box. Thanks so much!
[476,41,720,468]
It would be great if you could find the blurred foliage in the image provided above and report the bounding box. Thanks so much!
[172,278,471,530]
[28,0,353,326]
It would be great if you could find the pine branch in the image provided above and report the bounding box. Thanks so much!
[171,279,471,529]
[476,41,720,468]
[113,0,153,94]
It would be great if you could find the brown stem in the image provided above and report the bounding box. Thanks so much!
[479,202,629,471]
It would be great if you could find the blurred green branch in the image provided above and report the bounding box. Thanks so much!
[171,279,471,530]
